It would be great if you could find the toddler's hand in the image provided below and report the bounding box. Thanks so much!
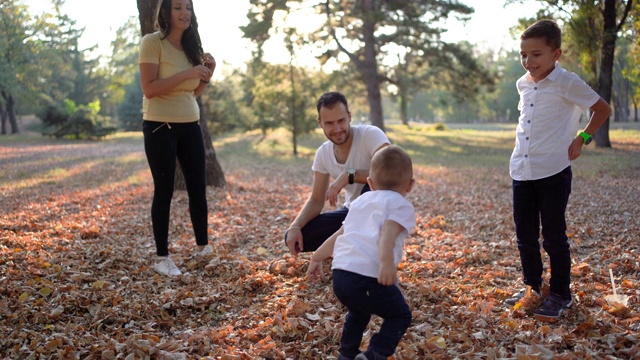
[307,260,325,282]
[378,262,397,285]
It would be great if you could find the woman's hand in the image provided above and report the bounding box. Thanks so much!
[202,53,216,72]
[192,64,212,83]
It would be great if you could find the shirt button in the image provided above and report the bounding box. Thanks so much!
[534,87,538,90]
[524,154,528,158]
[526,137,529,140]
[527,120,531,123]
[530,104,534,107]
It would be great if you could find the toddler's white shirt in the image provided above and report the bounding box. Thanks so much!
[331,190,416,279]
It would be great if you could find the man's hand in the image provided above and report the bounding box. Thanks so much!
[307,260,326,281]
[285,228,303,256]
[378,261,398,286]
[326,172,348,207]
[568,136,584,161]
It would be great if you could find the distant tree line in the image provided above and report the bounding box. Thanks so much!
[2,0,638,151]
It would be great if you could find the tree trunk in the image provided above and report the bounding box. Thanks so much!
[137,0,225,190]
[399,88,409,126]
[1,101,6,135]
[360,0,385,131]
[289,59,298,156]
[1,90,19,134]
[136,0,157,35]
[175,98,226,190]
[5,93,19,134]
[594,0,617,147]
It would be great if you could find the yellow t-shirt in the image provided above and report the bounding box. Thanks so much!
[139,32,200,123]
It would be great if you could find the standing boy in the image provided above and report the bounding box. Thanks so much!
[505,19,612,321]
[307,145,416,360]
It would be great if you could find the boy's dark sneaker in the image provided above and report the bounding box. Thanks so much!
[533,293,573,321]
[504,285,541,306]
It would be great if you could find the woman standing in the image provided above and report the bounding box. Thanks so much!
[139,0,215,276]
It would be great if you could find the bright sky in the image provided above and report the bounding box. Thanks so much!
[27,0,540,70]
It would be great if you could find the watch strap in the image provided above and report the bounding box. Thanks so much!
[578,131,592,144]
[348,169,355,185]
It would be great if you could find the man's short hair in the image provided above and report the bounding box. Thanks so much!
[521,19,562,50]
[316,91,350,115]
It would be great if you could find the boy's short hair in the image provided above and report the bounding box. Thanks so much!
[521,19,562,50]
[370,145,413,190]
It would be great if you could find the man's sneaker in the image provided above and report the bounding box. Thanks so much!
[504,285,541,306]
[194,244,213,257]
[534,293,573,321]
[153,257,182,276]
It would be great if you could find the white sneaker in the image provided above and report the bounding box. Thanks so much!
[153,257,182,276]
[194,244,213,257]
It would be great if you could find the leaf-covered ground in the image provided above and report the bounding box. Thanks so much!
[1,123,639,359]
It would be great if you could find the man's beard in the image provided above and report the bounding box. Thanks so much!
[329,127,350,145]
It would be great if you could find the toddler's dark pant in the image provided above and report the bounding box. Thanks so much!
[333,269,411,358]
[143,121,208,257]
[512,166,572,299]
[284,184,370,252]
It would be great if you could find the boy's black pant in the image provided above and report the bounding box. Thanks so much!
[512,166,572,299]
[142,121,208,257]
[333,269,411,358]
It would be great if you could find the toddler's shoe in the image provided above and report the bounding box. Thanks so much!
[534,293,573,321]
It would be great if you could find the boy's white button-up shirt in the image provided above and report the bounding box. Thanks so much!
[510,64,600,181]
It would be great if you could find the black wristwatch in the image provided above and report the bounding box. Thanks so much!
[347,168,356,185]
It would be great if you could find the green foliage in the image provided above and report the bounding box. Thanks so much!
[242,0,486,129]
[107,17,141,111]
[432,122,449,131]
[200,73,250,135]
[38,95,72,127]
[403,49,521,124]
[118,72,143,131]
[40,99,116,140]
[239,61,329,136]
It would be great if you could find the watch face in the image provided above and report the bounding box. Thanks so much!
[585,137,593,145]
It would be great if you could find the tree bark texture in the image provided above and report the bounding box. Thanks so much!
[360,0,385,131]
[594,0,617,147]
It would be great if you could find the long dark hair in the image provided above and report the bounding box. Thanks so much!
[155,0,204,66]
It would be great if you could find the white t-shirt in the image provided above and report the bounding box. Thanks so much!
[331,190,416,279]
[510,64,600,181]
[312,125,389,207]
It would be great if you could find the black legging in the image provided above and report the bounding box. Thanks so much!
[142,120,208,256]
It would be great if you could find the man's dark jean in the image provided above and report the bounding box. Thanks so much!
[284,184,370,252]
[512,166,572,299]
[333,269,411,358]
